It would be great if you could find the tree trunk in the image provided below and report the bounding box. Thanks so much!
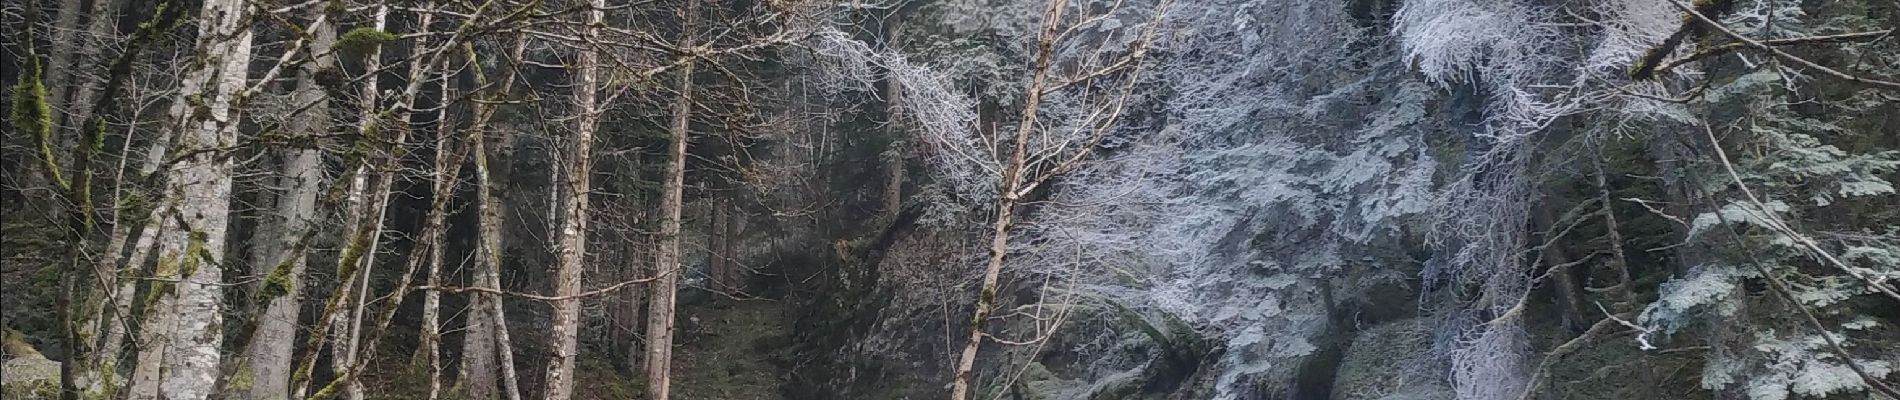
[1533,203,1587,334]
[326,168,378,400]
[81,92,176,398]
[124,0,254,396]
[882,147,904,218]
[622,230,648,374]
[42,0,86,147]
[458,292,499,399]
[416,58,453,400]
[950,2,1060,398]
[492,279,523,400]
[541,0,601,395]
[469,122,525,400]
[328,7,414,399]
[415,45,480,400]
[647,2,696,396]
[233,9,333,400]
[458,33,526,399]
[710,195,730,292]
[723,202,739,291]
[57,0,121,144]
[107,195,167,396]
[881,14,905,219]
[1590,146,1634,305]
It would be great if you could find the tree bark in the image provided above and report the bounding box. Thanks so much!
[1533,203,1588,334]
[56,0,120,144]
[949,2,1061,398]
[880,13,905,220]
[42,0,87,145]
[467,120,524,400]
[73,21,164,398]
[541,0,602,395]
[124,0,254,396]
[647,1,696,396]
[458,35,525,399]
[723,202,739,291]
[710,195,731,291]
[232,9,333,400]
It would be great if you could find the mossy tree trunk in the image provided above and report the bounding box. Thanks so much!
[232,7,334,400]
[124,0,255,395]
[542,0,602,395]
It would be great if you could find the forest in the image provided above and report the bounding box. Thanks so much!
[2,0,1898,398]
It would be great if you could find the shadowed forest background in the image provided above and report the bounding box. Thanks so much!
[3,0,1899,399]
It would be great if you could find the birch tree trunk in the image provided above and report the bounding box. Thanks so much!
[322,4,385,394]
[543,0,602,395]
[950,2,1060,397]
[462,35,527,398]
[647,1,697,396]
[233,10,334,400]
[466,120,524,400]
[83,111,176,396]
[124,0,254,396]
[331,6,431,398]
[461,96,521,400]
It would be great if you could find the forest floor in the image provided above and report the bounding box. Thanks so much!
[671,298,790,400]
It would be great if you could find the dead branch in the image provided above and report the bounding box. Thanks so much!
[413,271,672,302]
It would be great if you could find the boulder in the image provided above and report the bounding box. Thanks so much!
[1331,318,1453,400]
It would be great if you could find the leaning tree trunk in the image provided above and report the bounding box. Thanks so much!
[330,7,389,399]
[415,43,489,400]
[542,0,603,396]
[233,9,334,400]
[647,1,696,398]
[124,0,254,396]
[466,119,525,400]
[459,34,527,399]
[82,127,173,396]
[949,2,1060,397]
[460,34,528,399]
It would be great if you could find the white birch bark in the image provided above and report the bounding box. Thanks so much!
[468,121,524,400]
[542,0,602,396]
[647,1,696,397]
[84,117,175,395]
[235,8,334,399]
[125,0,255,396]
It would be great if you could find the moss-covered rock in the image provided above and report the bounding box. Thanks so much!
[1331,318,1452,400]
[3,329,42,359]
[2,331,60,399]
